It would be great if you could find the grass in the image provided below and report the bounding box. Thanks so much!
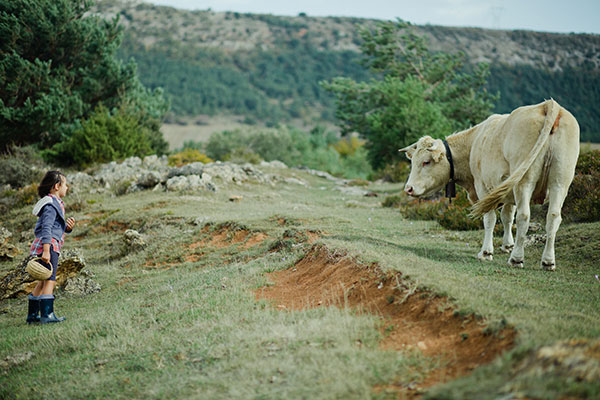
[1,167,599,399]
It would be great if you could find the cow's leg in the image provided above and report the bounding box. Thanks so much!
[541,185,568,271]
[478,210,496,261]
[500,204,516,253]
[509,183,535,268]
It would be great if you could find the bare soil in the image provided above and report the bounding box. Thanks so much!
[256,244,517,397]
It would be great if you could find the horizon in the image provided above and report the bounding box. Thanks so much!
[147,0,600,35]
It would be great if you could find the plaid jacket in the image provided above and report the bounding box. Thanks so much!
[30,195,67,256]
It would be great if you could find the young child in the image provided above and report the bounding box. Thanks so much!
[26,171,76,324]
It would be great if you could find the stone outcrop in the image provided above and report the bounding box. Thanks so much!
[0,226,19,261]
[0,249,87,300]
[123,229,146,253]
[67,157,281,195]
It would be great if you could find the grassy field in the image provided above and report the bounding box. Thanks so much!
[1,166,599,399]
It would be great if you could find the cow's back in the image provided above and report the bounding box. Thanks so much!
[469,100,579,201]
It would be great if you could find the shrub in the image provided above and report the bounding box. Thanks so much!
[45,105,156,168]
[0,146,45,188]
[563,150,600,222]
[223,148,263,164]
[332,136,364,157]
[382,195,404,208]
[400,198,444,221]
[574,149,600,175]
[396,188,482,230]
[205,126,373,179]
[168,149,214,167]
[437,190,482,231]
[13,184,39,207]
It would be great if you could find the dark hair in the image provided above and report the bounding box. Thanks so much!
[38,170,65,198]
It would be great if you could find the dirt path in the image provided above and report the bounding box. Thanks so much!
[256,244,517,397]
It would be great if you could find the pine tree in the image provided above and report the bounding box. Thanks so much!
[323,20,497,169]
[0,0,167,156]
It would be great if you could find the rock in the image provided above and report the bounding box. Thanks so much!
[166,176,189,191]
[137,171,163,188]
[63,271,101,296]
[143,155,168,169]
[123,229,146,252]
[529,222,543,232]
[260,160,287,169]
[66,172,96,194]
[336,186,369,196]
[299,167,348,185]
[0,226,19,260]
[0,249,86,300]
[54,250,87,287]
[229,195,243,202]
[166,174,215,192]
[525,233,546,247]
[167,162,205,178]
[283,177,307,186]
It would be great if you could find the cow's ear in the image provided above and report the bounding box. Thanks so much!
[427,140,444,162]
[399,143,417,159]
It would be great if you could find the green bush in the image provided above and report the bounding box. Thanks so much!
[563,150,600,222]
[45,105,157,168]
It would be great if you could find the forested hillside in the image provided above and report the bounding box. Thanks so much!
[96,0,600,142]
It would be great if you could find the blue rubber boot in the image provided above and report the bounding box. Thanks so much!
[26,294,41,324]
[39,295,65,324]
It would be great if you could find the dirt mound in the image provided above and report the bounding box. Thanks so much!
[256,244,517,396]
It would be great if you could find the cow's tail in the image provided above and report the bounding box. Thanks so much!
[470,99,560,217]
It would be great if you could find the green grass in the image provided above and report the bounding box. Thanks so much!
[1,169,599,399]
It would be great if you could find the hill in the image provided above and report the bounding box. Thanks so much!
[1,157,599,398]
[94,0,600,142]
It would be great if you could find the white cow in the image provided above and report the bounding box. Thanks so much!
[400,99,579,270]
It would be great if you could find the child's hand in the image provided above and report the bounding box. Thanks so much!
[42,249,51,264]
[66,217,76,232]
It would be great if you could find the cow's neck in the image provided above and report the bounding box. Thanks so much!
[446,128,478,201]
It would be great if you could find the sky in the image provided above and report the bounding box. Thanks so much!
[148,0,600,34]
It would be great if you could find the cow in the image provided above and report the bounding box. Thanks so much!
[400,99,579,270]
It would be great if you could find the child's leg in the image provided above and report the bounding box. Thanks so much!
[40,280,56,295]
[37,248,59,295]
[32,281,44,296]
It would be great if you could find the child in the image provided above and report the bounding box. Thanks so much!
[26,171,76,324]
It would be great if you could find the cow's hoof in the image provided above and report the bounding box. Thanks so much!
[508,258,524,268]
[541,261,556,271]
[501,244,514,253]
[478,251,493,261]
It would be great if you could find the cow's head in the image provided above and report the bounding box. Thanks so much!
[399,136,450,198]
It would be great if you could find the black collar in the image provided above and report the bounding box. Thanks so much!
[442,140,456,199]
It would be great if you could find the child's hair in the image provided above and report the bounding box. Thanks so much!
[38,171,65,198]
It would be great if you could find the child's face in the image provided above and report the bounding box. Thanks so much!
[54,176,68,198]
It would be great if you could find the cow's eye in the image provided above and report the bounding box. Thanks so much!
[422,161,431,166]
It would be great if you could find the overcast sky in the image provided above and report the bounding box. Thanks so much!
[148,0,600,34]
